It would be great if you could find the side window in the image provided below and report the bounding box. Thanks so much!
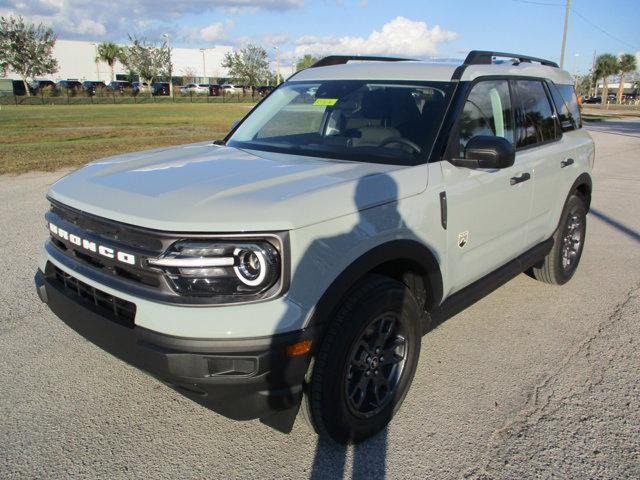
[515,80,558,148]
[548,83,575,131]
[458,80,514,156]
[557,84,582,129]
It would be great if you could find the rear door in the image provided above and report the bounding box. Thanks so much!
[512,79,564,246]
[442,79,533,293]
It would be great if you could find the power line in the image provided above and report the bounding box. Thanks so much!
[511,0,639,53]
[571,8,639,52]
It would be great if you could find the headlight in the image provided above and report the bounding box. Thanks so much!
[148,239,282,300]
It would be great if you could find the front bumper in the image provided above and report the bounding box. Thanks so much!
[35,268,314,425]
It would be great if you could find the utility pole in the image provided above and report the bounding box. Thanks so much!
[275,46,281,85]
[559,0,571,68]
[200,48,207,82]
[92,43,100,81]
[590,49,597,97]
[162,33,173,96]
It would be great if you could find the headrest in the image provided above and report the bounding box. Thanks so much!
[361,89,392,119]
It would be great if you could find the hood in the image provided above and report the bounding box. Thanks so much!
[48,142,427,232]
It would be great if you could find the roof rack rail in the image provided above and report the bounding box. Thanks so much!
[463,50,559,68]
[310,55,416,68]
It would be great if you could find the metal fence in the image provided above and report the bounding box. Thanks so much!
[0,89,260,106]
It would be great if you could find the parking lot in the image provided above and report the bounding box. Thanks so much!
[1,118,638,479]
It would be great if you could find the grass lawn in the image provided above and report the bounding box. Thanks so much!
[0,103,253,175]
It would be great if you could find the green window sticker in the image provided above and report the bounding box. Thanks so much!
[313,98,338,106]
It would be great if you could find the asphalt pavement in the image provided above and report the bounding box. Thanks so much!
[1,119,638,479]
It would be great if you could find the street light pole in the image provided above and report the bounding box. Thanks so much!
[200,48,207,82]
[559,0,572,68]
[571,53,580,88]
[162,33,173,96]
[92,42,100,81]
[572,52,579,85]
[274,46,281,85]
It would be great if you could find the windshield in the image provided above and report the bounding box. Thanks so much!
[228,80,453,165]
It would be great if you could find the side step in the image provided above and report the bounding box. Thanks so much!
[427,237,553,331]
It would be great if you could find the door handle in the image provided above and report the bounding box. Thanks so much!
[510,172,531,186]
[561,158,574,168]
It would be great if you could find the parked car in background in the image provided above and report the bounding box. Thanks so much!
[11,80,27,96]
[0,79,29,96]
[0,79,15,96]
[57,80,83,93]
[30,80,57,95]
[206,84,221,96]
[256,85,275,97]
[82,81,106,96]
[583,96,601,104]
[196,84,219,96]
[180,83,209,95]
[221,84,243,95]
[107,80,133,93]
[133,82,151,94]
[152,82,170,96]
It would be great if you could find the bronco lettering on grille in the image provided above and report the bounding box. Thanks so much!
[48,222,136,265]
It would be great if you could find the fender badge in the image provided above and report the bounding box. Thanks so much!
[458,231,469,249]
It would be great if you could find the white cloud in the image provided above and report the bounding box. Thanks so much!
[188,20,235,42]
[294,16,458,58]
[263,32,289,46]
[0,5,107,37]
[0,0,304,41]
[75,18,106,36]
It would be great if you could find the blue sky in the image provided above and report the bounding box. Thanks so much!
[2,0,639,73]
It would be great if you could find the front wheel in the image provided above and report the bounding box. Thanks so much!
[531,193,587,285]
[302,275,422,444]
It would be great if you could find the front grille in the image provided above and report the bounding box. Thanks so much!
[51,265,136,327]
[46,200,166,291]
[50,201,164,251]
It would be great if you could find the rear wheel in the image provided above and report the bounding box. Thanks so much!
[302,275,422,444]
[531,193,587,285]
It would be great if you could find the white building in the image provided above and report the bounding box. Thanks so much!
[17,39,233,83]
[595,82,636,95]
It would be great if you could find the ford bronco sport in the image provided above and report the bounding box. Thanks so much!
[35,51,594,444]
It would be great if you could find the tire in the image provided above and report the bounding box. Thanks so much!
[531,193,587,285]
[302,274,422,444]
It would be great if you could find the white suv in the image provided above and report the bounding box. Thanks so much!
[35,51,593,444]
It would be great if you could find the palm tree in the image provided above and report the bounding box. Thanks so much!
[595,54,619,105]
[616,53,637,104]
[296,54,319,71]
[96,42,121,82]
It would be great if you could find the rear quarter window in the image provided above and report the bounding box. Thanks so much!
[557,84,582,130]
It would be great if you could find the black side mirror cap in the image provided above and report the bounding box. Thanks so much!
[450,135,515,169]
[560,119,574,132]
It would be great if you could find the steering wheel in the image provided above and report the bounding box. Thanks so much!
[379,136,422,154]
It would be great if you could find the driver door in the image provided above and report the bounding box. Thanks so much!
[442,79,533,294]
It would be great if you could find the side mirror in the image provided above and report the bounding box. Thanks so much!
[450,135,515,169]
[560,119,574,132]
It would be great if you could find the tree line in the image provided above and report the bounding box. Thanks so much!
[7,14,634,104]
[577,53,638,104]
[0,15,324,97]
